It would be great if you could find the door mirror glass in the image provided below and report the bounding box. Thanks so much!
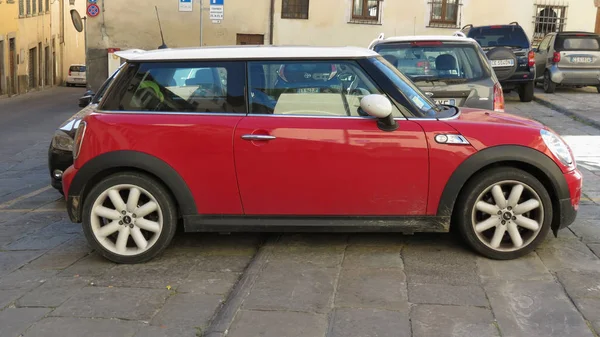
[78,92,94,107]
[360,94,398,132]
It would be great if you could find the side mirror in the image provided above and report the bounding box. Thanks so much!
[78,92,94,107]
[360,94,398,131]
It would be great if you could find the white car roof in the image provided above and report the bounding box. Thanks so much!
[115,46,379,61]
[376,35,477,44]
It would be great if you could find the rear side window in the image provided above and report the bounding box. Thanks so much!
[70,65,86,72]
[555,35,600,51]
[100,61,246,113]
[468,27,530,49]
[374,42,489,84]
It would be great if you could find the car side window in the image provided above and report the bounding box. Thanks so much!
[538,35,552,52]
[102,61,246,113]
[247,60,400,117]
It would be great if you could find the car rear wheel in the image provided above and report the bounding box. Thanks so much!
[455,167,552,260]
[82,172,178,264]
[518,81,534,102]
[543,72,556,93]
[595,85,600,93]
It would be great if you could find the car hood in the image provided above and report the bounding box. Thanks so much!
[452,108,545,129]
[58,103,97,137]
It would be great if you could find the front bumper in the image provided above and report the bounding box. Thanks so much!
[553,168,582,235]
[62,165,82,223]
[48,144,74,191]
[549,65,600,86]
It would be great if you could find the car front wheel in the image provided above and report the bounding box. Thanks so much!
[82,172,178,263]
[518,81,534,102]
[543,72,557,93]
[455,167,552,260]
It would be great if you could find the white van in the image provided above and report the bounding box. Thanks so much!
[66,64,87,87]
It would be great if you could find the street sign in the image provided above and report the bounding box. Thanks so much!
[86,4,99,17]
[88,0,97,3]
[209,4,224,20]
[179,0,192,12]
[210,0,224,5]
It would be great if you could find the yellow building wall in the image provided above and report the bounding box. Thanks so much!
[272,0,598,48]
[50,0,85,84]
[0,0,19,95]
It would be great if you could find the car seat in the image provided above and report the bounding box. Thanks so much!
[249,64,276,114]
[435,54,458,77]
[274,63,341,93]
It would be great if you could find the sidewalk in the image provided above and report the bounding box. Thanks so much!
[533,87,600,129]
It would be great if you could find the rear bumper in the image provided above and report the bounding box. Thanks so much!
[549,65,600,85]
[554,168,582,234]
[499,68,535,88]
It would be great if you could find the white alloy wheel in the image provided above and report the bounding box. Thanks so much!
[90,184,163,256]
[471,180,544,252]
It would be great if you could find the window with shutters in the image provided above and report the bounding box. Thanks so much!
[19,0,24,16]
[350,0,381,24]
[428,0,462,28]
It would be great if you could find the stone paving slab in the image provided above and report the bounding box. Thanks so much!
[150,293,223,330]
[589,244,600,258]
[411,305,499,337]
[23,317,143,337]
[133,325,199,337]
[342,245,403,269]
[536,235,600,272]
[335,268,408,311]
[407,283,488,307]
[570,219,600,244]
[177,270,241,295]
[0,307,52,337]
[227,310,328,337]
[244,263,337,313]
[23,235,91,270]
[0,250,44,276]
[267,243,345,268]
[476,253,553,282]
[0,289,27,310]
[17,276,90,308]
[533,88,600,129]
[329,308,410,337]
[51,286,172,321]
[0,268,57,290]
[484,280,595,337]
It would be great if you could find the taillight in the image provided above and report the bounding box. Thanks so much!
[528,50,535,67]
[73,121,87,160]
[552,52,561,63]
[493,83,505,112]
[411,41,442,46]
[69,70,72,76]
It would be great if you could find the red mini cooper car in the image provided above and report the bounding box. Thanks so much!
[62,46,582,263]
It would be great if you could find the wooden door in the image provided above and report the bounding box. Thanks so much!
[236,34,264,45]
[596,7,600,34]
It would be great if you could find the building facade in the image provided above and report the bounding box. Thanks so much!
[0,0,85,97]
[84,0,599,90]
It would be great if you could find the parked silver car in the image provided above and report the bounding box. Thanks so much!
[534,31,600,93]
[369,34,505,112]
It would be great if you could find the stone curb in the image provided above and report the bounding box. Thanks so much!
[533,95,600,130]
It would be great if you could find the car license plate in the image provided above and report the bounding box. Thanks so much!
[490,59,515,67]
[571,57,593,64]
[435,99,456,105]
[297,88,319,93]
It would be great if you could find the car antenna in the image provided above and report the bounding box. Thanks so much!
[155,6,168,49]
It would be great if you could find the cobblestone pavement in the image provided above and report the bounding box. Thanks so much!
[533,86,600,129]
[0,88,599,337]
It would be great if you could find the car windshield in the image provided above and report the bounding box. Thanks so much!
[368,56,455,118]
[468,27,530,49]
[374,42,489,84]
[70,65,86,72]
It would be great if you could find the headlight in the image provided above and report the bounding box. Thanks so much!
[51,130,74,152]
[540,129,575,168]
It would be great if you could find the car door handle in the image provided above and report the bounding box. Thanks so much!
[241,134,276,141]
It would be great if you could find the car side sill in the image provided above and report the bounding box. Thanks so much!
[183,215,450,233]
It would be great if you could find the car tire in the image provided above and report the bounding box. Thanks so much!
[518,82,534,102]
[454,167,552,260]
[81,172,178,264]
[543,72,556,93]
[596,85,600,93]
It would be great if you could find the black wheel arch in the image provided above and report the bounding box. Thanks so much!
[67,150,197,222]
[437,145,569,231]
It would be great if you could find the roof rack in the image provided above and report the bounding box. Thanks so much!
[452,31,467,38]
[461,24,473,30]
[509,21,520,26]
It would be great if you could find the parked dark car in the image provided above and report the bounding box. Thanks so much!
[49,67,121,193]
[534,31,600,93]
[461,22,536,102]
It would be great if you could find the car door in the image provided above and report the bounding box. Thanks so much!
[233,60,429,216]
[535,34,552,78]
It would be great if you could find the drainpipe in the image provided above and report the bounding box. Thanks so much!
[269,0,275,44]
